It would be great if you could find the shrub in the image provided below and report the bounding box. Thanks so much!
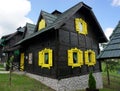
[88,71,96,89]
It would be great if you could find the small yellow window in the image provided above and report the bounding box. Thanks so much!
[68,48,83,68]
[85,50,96,66]
[38,48,52,69]
[38,19,46,30]
[75,18,87,35]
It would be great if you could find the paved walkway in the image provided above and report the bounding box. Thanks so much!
[0,71,9,74]
[0,68,9,74]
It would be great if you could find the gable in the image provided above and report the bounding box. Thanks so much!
[36,11,57,32]
[16,2,107,45]
[53,2,107,43]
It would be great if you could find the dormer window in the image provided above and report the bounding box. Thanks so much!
[38,19,46,30]
[75,18,87,35]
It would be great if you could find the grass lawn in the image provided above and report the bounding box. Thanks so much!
[0,61,120,91]
[0,63,4,68]
[0,72,119,91]
[102,72,120,91]
[0,73,54,91]
[77,72,120,91]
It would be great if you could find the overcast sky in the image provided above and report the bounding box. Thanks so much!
[0,0,120,40]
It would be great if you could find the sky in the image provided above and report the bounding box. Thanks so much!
[0,0,120,40]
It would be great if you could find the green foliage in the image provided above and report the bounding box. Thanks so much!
[88,71,96,89]
[102,72,120,91]
[103,60,120,72]
[0,39,5,46]
[6,56,14,68]
[14,50,20,56]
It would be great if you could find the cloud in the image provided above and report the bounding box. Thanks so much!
[0,0,33,38]
[104,28,114,40]
[111,0,120,6]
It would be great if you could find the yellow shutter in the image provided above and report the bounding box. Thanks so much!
[49,50,52,66]
[75,18,80,32]
[38,51,43,66]
[38,19,45,30]
[20,53,24,71]
[91,51,96,64]
[78,50,83,67]
[85,50,89,65]
[84,22,88,34]
[68,50,73,66]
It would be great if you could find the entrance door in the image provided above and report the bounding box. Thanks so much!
[20,53,24,71]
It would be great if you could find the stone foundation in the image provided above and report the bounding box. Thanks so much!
[25,72,103,91]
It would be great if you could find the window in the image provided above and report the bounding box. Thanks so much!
[28,53,32,64]
[38,19,46,30]
[75,18,87,35]
[85,50,96,66]
[68,48,83,68]
[38,48,52,69]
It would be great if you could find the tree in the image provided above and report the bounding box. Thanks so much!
[103,59,120,85]
[6,55,14,86]
[88,72,96,89]
[86,72,99,91]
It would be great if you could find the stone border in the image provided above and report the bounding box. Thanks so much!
[0,71,9,74]
[20,72,103,91]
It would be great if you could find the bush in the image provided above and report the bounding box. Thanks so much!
[88,71,96,89]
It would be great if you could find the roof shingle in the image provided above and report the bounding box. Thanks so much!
[97,21,120,60]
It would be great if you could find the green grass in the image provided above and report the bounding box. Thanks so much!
[0,63,4,68]
[0,62,120,91]
[102,72,120,91]
[0,74,54,91]
[77,72,120,91]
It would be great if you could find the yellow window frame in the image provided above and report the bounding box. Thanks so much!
[38,48,52,69]
[38,19,46,30]
[85,50,96,66]
[75,18,87,35]
[68,48,83,68]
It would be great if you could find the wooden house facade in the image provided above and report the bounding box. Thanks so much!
[17,2,107,79]
[0,23,35,70]
[0,28,24,70]
[16,2,107,91]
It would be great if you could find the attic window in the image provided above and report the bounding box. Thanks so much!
[38,48,52,69]
[38,19,46,30]
[68,48,83,68]
[75,18,87,35]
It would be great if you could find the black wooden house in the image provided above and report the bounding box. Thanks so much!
[16,2,107,90]
[0,28,24,70]
[17,2,107,78]
[0,23,35,70]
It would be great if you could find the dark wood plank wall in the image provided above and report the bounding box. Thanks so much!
[22,30,58,78]
[57,11,101,79]
[22,11,102,79]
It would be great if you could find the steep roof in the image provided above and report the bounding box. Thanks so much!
[51,10,62,16]
[16,2,107,45]
[1,29,24,42]
[23,23,36,38]
[97,21,120,60]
